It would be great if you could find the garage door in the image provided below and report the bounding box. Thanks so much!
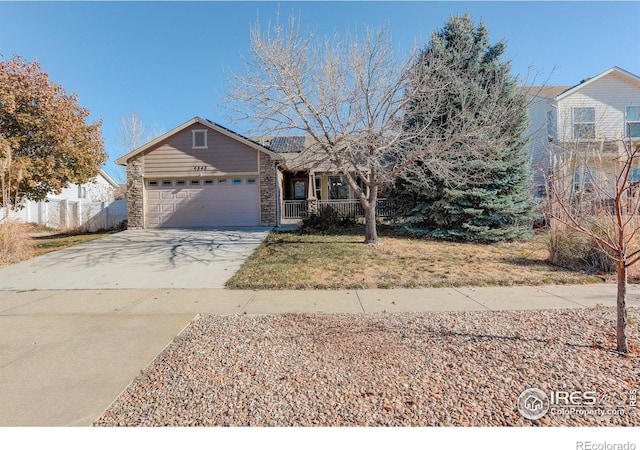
[145,177,260,227]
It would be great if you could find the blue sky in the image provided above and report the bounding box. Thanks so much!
[1,1,639,181]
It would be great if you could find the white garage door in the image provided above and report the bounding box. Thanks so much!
[145,177,260,227]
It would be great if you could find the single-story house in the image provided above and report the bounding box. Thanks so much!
[115,117,390,228]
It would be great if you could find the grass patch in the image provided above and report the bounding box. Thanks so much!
[227,228,604,289]
[32,231,112,257]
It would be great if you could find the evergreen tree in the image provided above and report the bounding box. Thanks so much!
[393,14,536,243]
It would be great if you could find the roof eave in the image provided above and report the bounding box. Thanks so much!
[114,117,282,165]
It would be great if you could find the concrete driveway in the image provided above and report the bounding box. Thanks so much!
[0,228,271,290]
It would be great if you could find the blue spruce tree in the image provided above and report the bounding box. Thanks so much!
[393,14,536,243]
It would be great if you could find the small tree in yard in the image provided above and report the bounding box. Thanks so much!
[392,14,536,243]
[225,13,524,245]
[0,55,106,213]
[547,138,640,354]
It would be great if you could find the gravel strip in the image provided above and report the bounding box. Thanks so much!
[96,307,639,426]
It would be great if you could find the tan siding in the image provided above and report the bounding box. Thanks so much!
[141,123,259,177]
[557,73,640,140]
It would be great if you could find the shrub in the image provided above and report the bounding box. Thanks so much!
[546,228,616,274]
[0,220,34,266]
[301,206,356,234]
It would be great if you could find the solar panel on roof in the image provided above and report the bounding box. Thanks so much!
[269,136,306,153]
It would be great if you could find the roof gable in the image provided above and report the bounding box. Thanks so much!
[115,117,279,165]
[556,67,640,101]
[97,169,120,188]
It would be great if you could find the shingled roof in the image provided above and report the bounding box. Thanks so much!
[523,85,573,99]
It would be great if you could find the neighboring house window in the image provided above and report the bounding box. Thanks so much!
[573,166,596,193]
[573,107,596,139]
[626,106,640,138]
[77,186,87,199]
[328,175,349,200]
[546,110,555,141]
[315,177,322,200]
[192,130,208,149]
[629,166,640,184]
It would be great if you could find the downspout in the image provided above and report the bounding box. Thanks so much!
[275,161,283,228]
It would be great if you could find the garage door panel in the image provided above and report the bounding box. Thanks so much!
[145,179,260,228]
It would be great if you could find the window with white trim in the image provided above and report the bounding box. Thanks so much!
[246,178,257,185]
[626,106,640,138]
[573,107,596,139]
[192,130,208,149]
[232,178,243,185]
[162,180,172,186]
[148,180,158,187]
[190,180,200,185]
[204,180,214,185]
[77,186,87,199]
[573,166,596,193]
[328,175,350,200]
[176,180,186,186]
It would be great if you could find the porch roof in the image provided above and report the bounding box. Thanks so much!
[252,135,344,172]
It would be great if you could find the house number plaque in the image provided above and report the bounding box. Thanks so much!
[193,166,208,171]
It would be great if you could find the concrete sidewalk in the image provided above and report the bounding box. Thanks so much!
[1,284,638,426]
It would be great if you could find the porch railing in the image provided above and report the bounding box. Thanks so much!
[283,200,307,219]
[283,199,394,219]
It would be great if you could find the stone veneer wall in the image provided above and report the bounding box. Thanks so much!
[126,156,144,229]
[259,152,277,226]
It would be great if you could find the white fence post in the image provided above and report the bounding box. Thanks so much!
[60,200,68,230]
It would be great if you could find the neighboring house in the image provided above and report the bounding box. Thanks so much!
[47,169,119,203]
[525,67,640,196]
[3,169,125,231]
[115,116,391,228]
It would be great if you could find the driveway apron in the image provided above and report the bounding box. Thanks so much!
[0,228,271,290]
[0,228,270,426]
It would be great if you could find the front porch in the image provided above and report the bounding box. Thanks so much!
[280,170,393,220]
[282,199,394,220]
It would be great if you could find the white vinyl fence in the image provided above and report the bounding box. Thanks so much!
[1,199,127,232]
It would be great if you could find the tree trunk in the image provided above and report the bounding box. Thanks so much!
[363,202,379,245]
[616,260,629,353]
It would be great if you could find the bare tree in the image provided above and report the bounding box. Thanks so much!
[114,112,164,183]
[225,13,522,245]
[546,137,640,353]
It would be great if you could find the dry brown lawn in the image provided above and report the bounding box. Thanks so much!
[227,230,603,289]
